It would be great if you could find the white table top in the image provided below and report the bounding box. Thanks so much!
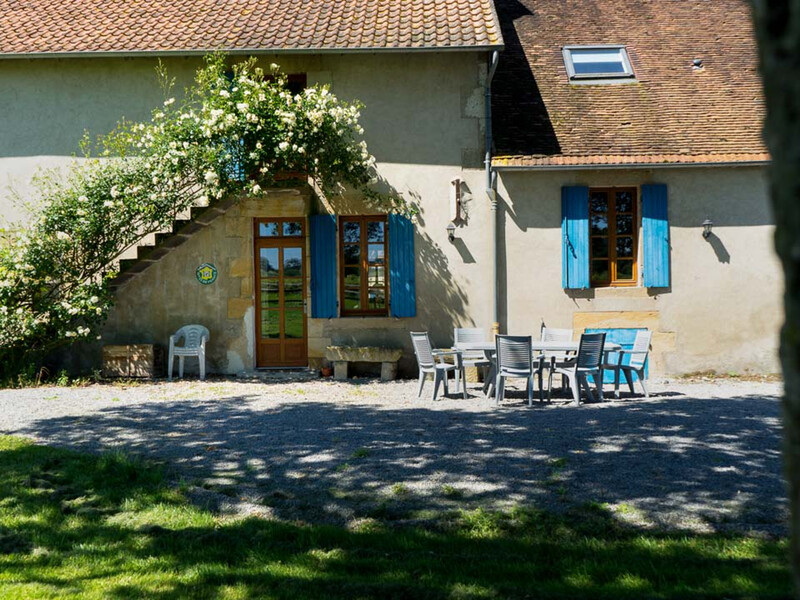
[453,340,622,352]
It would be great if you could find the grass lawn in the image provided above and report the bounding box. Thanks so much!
[0,435,790,599]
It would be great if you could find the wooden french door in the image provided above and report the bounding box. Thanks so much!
[254,218,308,367]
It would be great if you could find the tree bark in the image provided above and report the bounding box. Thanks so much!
[753,0,800,594]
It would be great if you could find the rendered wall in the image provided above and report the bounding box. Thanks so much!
[496,166,782,375]
[17,52,493,374]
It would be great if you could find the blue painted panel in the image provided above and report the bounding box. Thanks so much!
[388,213,416,317]
[309,215,338,318]
[586,328,648,383]
[561,186,590,289]
[642,183,670,288]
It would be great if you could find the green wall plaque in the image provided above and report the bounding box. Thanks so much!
[196,263,217,285]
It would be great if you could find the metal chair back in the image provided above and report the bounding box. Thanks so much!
[576,332,606,370]
[454,327,487,361]
[541,327,573,360]
[496,335,533,375]
[629,330,652,369]
[410,332,435,370]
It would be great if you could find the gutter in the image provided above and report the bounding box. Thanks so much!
[493,160,771,171]
[485,50,500,336]
[0,44,505,60]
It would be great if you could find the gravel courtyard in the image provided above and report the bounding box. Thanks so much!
[0,377,786,534]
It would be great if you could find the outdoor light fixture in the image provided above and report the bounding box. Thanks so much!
[447,221,456,242]
[702,218,713,239]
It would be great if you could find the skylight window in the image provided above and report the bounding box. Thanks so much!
[563,46,635,82]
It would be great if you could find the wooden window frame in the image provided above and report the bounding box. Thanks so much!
[339,215,389,317]
[589,187,639,288]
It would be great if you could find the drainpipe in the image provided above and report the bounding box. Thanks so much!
[485,50,500,336]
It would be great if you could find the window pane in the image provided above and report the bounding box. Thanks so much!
[367,221,385,242]
[343,287,360,310]
[571,49,626,74]
[343,244,360,264]
[617,214,633,235]
[368,288,386,310]
[261,310,279,339]
[260,280,279,308]
[617,260,634,280]
[591,214,608,235]
[591,237,609,259]
[284,310,303,339]
[343,221,361,243]
[616,237,634,258]
[590,192,608,213]
[344,266,360,286]
[260,248,279,277]
[258,222,279,237]
[284,279,303,308]
[368,243,385,264]
[283,221,302,237]
[591,260,609,283]
[616,191,633,213]
[283,247,302,277]
[368,265,385,286]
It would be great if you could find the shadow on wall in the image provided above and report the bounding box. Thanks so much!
[15,390,786,532]
[491,0,561,157]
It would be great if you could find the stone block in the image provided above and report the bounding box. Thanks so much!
[325,346,404,362]
[225,217,249,238]
[240,276,253,296]
[333,361,348,380]
[227,297,252,319]
[380,361,398,381]
[229,257,251,278]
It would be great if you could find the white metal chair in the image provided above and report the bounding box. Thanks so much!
[410,332,462,401]
[604,330,652,398]
[549,332,606,405]
[454,327,492,394]
[168,325,209,381]
[494,335,537,407]
[538,327,575,395]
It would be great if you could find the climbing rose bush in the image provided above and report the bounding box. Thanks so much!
[0,54,388,379]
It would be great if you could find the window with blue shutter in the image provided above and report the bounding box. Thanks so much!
[388,213,416,317]
[309,215,338,318]
[562,186,590,289]
[641,184,670,288]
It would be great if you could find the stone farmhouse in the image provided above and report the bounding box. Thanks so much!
[0,0,779,377]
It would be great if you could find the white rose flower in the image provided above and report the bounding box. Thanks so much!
[103,200,114,208]
[251,184,261,194]
[56,231,69,241]
[164,97,175,106]
[219,90,230,98]
[78,195,88,203]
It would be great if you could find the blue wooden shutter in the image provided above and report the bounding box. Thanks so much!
[642,184,670,288]
[309,215,338,318]
[388,213,416,317]
[562,186,590,289]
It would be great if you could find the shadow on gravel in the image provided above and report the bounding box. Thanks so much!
[18,388,785,532]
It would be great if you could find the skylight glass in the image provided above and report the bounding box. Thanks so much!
[563,46,635,81]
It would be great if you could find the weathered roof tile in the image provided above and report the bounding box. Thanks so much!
[0,0,503,55]
[491,0,768,167]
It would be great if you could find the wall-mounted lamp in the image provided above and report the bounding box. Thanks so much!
[702,218,713,239]
[446,221,456,243]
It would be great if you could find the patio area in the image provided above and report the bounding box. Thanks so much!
[0,377,785,534]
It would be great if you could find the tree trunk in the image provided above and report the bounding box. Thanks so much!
[753,0,800,594]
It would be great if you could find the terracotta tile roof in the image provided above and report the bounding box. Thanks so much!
[0,0,502,56]
[491,0,768,168]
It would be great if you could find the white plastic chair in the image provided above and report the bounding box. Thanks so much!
[494,335,536,407]
[454,327,491,394]
[604,330,652,398]
[168,325,209,381]
[550,332,606,405]
[410,332,462,400]
[538,327,575,394]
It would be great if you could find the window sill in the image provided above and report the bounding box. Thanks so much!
[591,286,652,299]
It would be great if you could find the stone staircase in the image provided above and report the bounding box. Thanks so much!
[109,194,241,290]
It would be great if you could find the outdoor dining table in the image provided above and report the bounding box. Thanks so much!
[453,340,623,399]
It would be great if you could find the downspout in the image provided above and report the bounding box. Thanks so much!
[485,50,500,336]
